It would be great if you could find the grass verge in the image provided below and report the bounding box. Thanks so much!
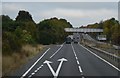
[2,44,45,76]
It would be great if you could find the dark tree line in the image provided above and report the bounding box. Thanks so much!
[37,17,72,44]
[2,10,72,55]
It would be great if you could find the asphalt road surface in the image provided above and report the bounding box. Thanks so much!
[13,43,119,78]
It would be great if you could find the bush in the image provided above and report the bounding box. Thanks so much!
[2,32,22,55]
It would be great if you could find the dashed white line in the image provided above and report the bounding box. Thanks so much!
[75,57,78,60]
[21,48,50,78]
[34,70,38,73]
[77,60,80,65]
[78,66,83,73]
[41,65,43,67]
[71,43,83,75]
[28,64,44,78]
[31,73,35,75]
[37,64,43,70]
[28,75,32,78]
[75,54,77,57]
[37,67,40,70]
[79,43,120,72]
[38,67,41,69]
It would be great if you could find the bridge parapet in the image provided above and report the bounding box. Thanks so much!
[64,28,103,33]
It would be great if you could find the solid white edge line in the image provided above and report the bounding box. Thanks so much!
[21,48,50,78]
[79,43,120,72]
[50,43,64,58]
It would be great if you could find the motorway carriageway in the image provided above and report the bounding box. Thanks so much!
[12,43,120,78]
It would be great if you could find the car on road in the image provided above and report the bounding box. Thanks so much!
[73,33,80,44]
[65,37,72,44]
[73,36,79,43]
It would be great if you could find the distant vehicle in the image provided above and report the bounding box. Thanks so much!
[73,33,80,44]
[97,35,106,41]
[65,37,72,44]
[68,35,73,40]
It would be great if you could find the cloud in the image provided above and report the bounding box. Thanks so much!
[2,3,37,20]
[2,3,27,19]
[38,8,117,22]
[0,3,2,15]
[3,3,23,13]
[2,0,119,2]
[2,2,118,27]
[41,8,117,18]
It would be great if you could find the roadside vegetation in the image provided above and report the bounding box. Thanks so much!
[1,10,72,76]
[81,18,120,57]
[2,44,44,76]
[81,18,120,46]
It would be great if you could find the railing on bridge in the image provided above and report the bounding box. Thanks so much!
[64,28,103,33]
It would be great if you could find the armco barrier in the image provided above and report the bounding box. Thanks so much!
[85,45,120,69]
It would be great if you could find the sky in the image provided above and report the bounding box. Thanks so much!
[1,0,120,2]
[2,2,118,27]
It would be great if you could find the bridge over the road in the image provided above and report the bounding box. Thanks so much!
[64,28,103,33]
[64,28,107,41]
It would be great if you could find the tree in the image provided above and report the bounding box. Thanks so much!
[2,15,17,32]
[16,10,34,22]
[37,17,72,44]
[86,17,120,45]
[111,24,120,45]
[98,20,103,29]
[15,10,37,44]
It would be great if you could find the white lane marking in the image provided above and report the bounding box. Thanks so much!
[41,65,43,67]
[79,66,83,73]
[75,54,77,57]
[44,60,56,76]
[55,58,68,77]
[71,44,83,74]
[34,70,38,73]
[37,67,40,70]
[28,75,32,78]
[77,60,80,65]
[76,57,78,60]
[28,43,65,78]
[79,44,120,72]
[31,73,35,75]
[36,64,43,71]
[38,66,41,69]
[21,48,50,78]
[44,58,67,78]
[50,44,64,58]
[28,64,44,77]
